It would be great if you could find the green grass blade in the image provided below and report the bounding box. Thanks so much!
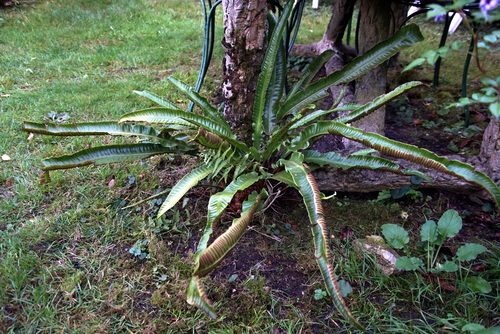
[40,144,174,171]
[157,163,215,218]
[281,155,364,331]
[328,122,500,206]
[279,24,424,119]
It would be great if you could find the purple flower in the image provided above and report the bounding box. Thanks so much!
[434,13,446,22]
[480,0,499,19]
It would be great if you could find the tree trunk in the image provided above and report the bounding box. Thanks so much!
[221,0,268,145]
[291,0,356,58]
[479,117,500,184]
[350,0,393,139]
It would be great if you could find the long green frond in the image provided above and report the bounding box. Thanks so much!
[23,121,160,138]
[279,24,424,119]
[328,123,500,206]
[262,13,287,136]
[280,154,364,330]
[120,108,255,156]
[186,277,217,319]
[252,1,293,150]
[194,191,264,277]
[157,163,215,218]
[167,77,230,130]
[287,50,335,98]
[22,121,197,152]
[133,90,181,109]
[288,86,348,130]
[195,172,262,264]
[287,121,338,153]
[40,144,174,171]
[118,107,196,128]
[335,81,422,124]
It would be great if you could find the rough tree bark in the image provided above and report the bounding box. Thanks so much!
[221,0,269,145]
[350,0,393,139]
[479,117,500,184]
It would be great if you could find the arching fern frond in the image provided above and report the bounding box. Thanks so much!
[328,122,500,206]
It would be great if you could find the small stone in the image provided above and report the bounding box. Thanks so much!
[353,235,402,275]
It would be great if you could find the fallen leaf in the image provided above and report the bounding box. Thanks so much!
[1,154,11,161]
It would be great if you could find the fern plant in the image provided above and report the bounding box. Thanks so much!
[23,2,500,330]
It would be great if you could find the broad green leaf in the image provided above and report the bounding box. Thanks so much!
[420,220,438,243]
[435,261,458,272]
[262,111,305,161]
[252,1,293,150]
[271,170,296,188]
[279,24,424,119]
[157,164,214,218]
[194,172,261,264]
[381,224,409,249]
[133,90,180,109]
[396,256,424,271]
[403,58,426,72]
[335,81,423,124]
[489,102,499,118]
[40,144,175,171]
[437,209,462,239]
[281,156,364,330]
[338,280,353,298]
[461,323,486,333]
[465,276,492,293]
[193,191,264,277]
[456,243,488,262]
[328,123,500,207]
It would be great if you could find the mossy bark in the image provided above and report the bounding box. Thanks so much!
[221,0,268,145]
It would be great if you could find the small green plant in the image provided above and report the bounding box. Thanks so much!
[129,239,149,260]
[382,209,491,293]
[314,288,327,300]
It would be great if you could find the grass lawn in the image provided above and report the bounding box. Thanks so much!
[1,1,498,333]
